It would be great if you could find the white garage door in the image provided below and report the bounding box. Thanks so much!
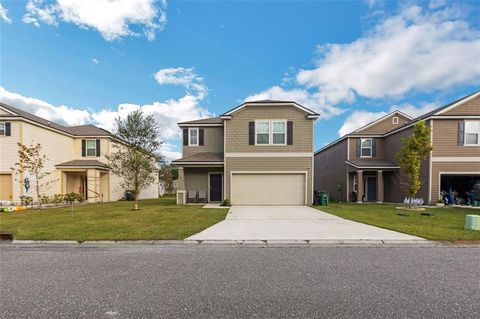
[231,173,305,205]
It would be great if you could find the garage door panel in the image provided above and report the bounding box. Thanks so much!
[232,173,305,205]
[0,174,13,201]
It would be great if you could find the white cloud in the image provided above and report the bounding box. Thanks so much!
[244,86,346,120]
[92,58,99,64]
[0,3,12,23]
[246,4,480,122]
[297,5,480,104]
[154,67,207,99]
[338,103,438,136]
[23,0,168,41]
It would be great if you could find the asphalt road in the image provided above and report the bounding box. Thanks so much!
[1,244,479,319]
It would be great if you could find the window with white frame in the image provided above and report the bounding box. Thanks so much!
[0,122,5,136]
[189,128,198,146]
[360,138,372,157]
[256,120,286,145]
[255,121,270,144]
[86,139,97,156]
[392,116,399,124]
[272,121,286,144]
[465,121,480,145]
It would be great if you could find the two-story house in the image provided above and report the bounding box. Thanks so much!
[314,91,480,205]
[172,100,319,205]
[0,103,158,204]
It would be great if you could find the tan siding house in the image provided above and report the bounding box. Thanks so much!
[314,92,480,205]
[0,103,158,204]
[173,100,319,205]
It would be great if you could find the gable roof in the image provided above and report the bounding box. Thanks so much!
[0,102,113,137]
[315,90,480,155]
[352,110,412,134]
[178,116,223,126]
[221,100,320,118]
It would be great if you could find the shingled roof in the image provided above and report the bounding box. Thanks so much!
[0,102,113,137]
[177,117,223,125]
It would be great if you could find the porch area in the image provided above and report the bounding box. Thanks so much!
[56,160,110,203]
[346,159,399,203]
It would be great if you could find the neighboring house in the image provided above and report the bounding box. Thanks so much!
[158,179,178,196]
[0,103,159,204]
[314,91,480,205]
[172,100,319,205]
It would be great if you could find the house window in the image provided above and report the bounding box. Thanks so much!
[360,138,372,157]
[189,128,198,146]
[255,120,286,145]
[256,121,270,144]
[465,121,480,145]
[392,116,399,124]
[272,121,286,144]
[86,139,97,156]
[0,122,5,136]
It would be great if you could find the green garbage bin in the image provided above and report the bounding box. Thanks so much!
[319,191,329,206]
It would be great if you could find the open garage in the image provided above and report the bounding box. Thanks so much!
[440,174,480,205]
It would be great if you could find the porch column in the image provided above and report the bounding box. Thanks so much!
[377,170,384,203]
[356,170,363,203]
[177,167,186,204]
[87,169,100,203]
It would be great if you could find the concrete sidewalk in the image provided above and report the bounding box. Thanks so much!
[186,206,425,242]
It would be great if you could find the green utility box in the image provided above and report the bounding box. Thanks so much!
[465,215,480,231]
[319,191,329,206]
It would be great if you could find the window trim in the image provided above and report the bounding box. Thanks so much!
[360,138,373,158]
[0,122,5,136]
[254,119,287,146]
[464,120,480,146]
[188,127,199,146]
[392,116,399,124]
[85,139,97,157]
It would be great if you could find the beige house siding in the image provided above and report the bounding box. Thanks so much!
[432,119,480,157]
[183,167,223,197]
[183,126,224,157]
[431,162,480,202]
[314,139,348,201]
[0,120,21,201]
[356,113,410,134]
[225,157,313,204]
[225,105,313,153]
[443,95,479,115]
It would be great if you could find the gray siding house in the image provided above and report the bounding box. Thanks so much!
[173,100,319,205]
[314,92,480,205]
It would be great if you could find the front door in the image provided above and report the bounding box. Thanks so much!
[209,174,222,202]
[366,177,377,201]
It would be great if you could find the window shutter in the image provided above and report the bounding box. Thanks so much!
[458,121,465,145]
[96,139,101,157]
[248,122,255,145]
[287,121,293,145]
[372,138,377,157]
[199,128,204,146]
[183,128,188,146]
[5,122,11,136]
[81,139,86,157]
[355,138,361,157]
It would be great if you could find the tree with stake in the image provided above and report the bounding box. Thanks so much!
[105,109,162,210]
[395,120,433,208]
[11,143,57,208]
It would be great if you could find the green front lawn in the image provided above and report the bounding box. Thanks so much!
[314,202,480,241]
[0,198,228,241]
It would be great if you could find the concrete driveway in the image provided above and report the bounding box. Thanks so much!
[186,206,424,242]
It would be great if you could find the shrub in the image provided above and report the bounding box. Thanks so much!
[221,198,230,206]
[40,195,51,205]
[52,194,64,204]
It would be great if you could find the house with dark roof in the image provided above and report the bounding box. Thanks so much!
[0,103,159,203]
[172,100,319,205]
[314,91,480,205]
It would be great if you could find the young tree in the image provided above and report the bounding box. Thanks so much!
[11,143,56,208]
[159,163,178,194]
[105,109,162,210]
[395,120,433,208]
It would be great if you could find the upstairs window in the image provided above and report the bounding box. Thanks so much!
[255,121,270,144]
[465,121,480,145]
[360,138,372,157]
[0,122,5,136]
[392,116,399,124]
[272,121,286,145]
[189,128,198,146]
[86,139,97,156]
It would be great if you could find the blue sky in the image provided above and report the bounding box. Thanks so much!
[0,0,479,160]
